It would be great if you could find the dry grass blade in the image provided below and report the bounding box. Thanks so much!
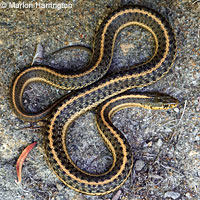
[16,141,37,184]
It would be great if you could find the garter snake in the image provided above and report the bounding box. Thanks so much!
[11,5,178,195]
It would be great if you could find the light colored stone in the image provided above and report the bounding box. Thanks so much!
[156,138,163,147]
[56,183,64,191]
[174,107,180,113]
[164,191,180,199]
[135,160,145,171]
[185,192,192,199]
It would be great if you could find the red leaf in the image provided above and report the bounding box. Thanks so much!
[16,141,37,184]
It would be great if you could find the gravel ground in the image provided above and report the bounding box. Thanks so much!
[0,0,199,200]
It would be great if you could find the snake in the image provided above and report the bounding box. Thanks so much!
[11,5,178,196]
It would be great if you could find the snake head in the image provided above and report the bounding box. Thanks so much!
[150,93,179,110]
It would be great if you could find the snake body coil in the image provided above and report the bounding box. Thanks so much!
[11,5,177,195]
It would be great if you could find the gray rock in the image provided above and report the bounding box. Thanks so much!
[135,160,145,171]
[164,191,180,199]
[156,138,163,147]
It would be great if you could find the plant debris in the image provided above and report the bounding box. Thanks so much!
[16,142,37,184]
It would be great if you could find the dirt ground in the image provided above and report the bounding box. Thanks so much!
[0,0,199,199]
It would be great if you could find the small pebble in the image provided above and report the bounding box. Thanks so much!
[112,190,122,200]
[135,160,145,171]
[165,127,172,132]
[174,107,179,113]
[164,191,180,199]
[147,141,153,147]
[143,118,148,122]
[156,138,163,147]
[185,192,192,199]
[56,183,64,191]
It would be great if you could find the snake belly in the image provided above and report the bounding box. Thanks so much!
[11,5,177,196]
